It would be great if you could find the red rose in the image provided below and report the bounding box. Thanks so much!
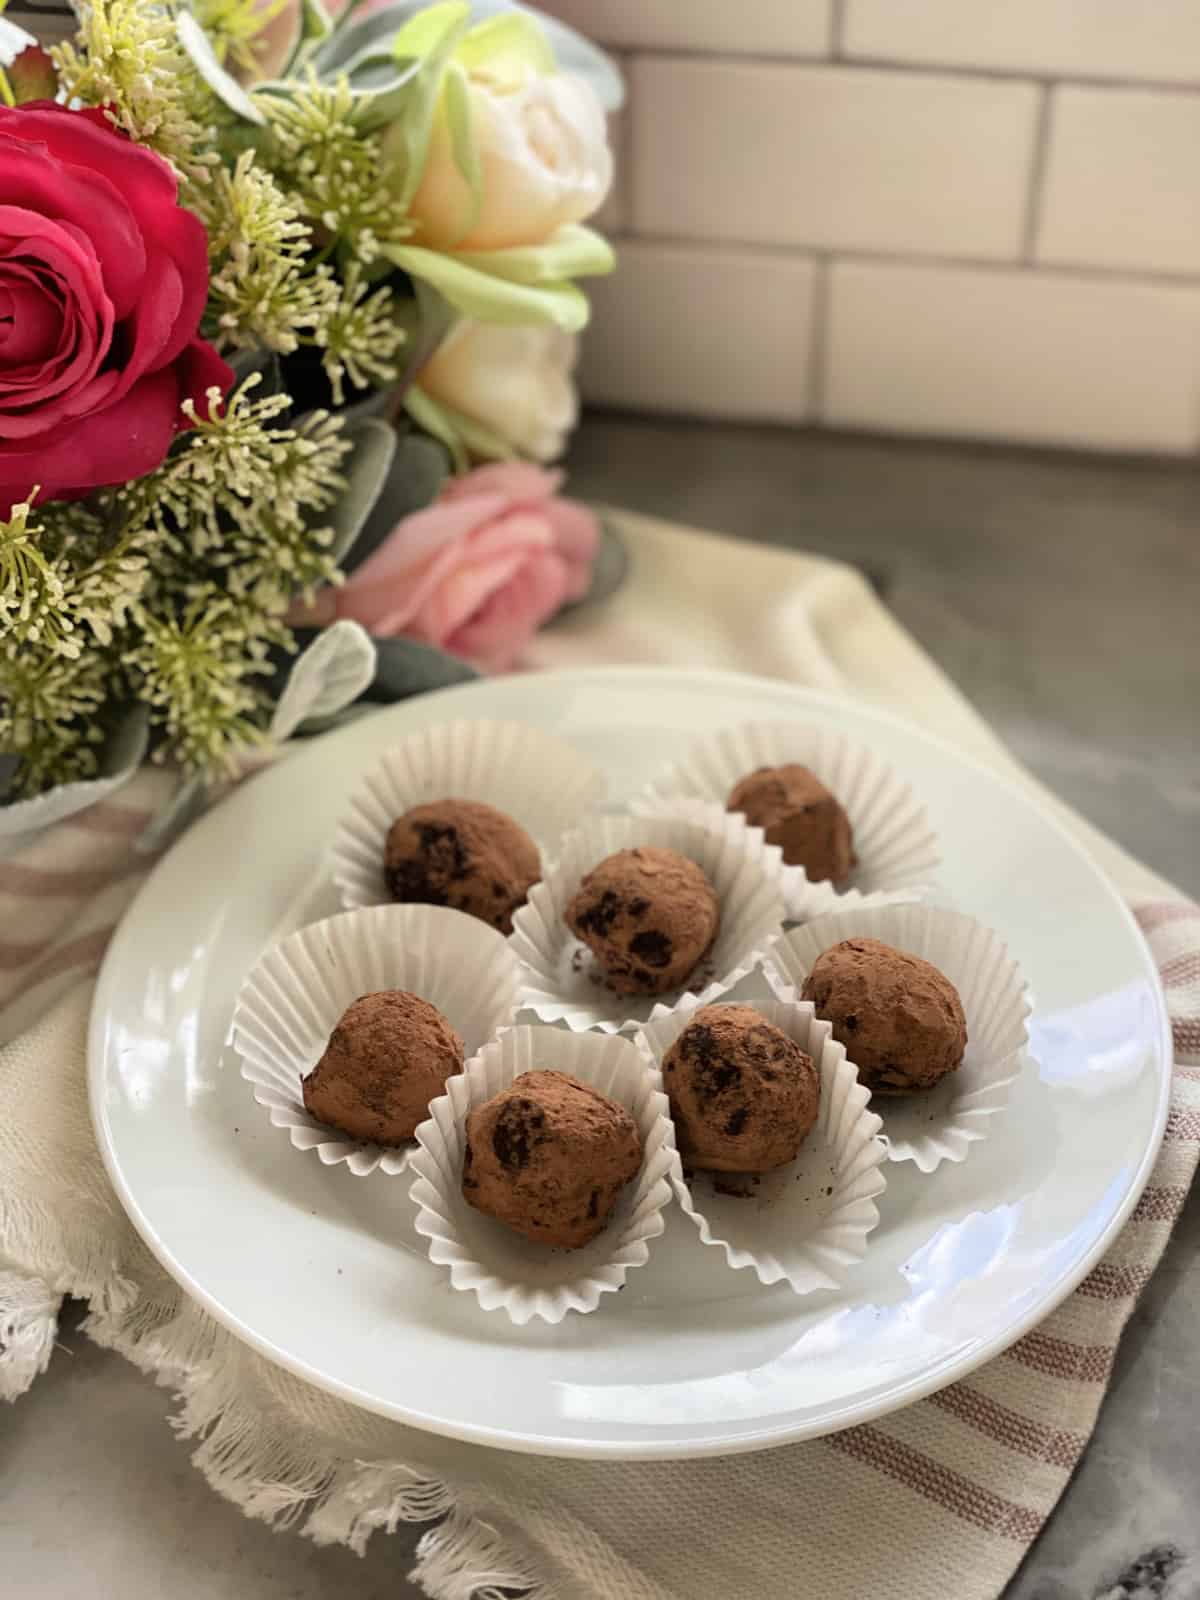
[0,103,233,515]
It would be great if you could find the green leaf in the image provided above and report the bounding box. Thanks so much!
[454,224,614,286]
[380,242,591,330]
[456,10,555,81]
[229,348,284,400]
[270,620,377,739]
[0,706,149,836]
[312,3,412,72]
[391,0,470,57]
[394,276,457,396]
[386,4,472,208]
[363,635,479,701]
[321,416,398,565]
[556,517,628,615]
[320,1,624,111]
[301,0,335,43]
[342,431,450,572]
[176,11,266,125]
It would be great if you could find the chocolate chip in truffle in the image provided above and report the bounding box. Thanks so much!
[629,930,673,968]
[491,1098,544,1170]
[573,888,622,938]
[463,1070,642,1249]
[663,1004,819,1173]
[565,848,721,998]
[383,799,540,933]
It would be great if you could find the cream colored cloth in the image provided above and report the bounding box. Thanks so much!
[2,510,1197,1600]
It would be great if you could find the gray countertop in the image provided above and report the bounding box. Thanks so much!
[4,418,1198,1599]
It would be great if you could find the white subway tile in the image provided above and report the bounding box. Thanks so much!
[824,261,1200,452]
[593,88,629,235]
[630,60,1038,260]
[535,0,830,55]
[578,242,815,422]
[1037,87,1200,276]
[845,0,1200,86]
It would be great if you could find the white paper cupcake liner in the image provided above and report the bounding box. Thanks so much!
[331,719,605,912]
[637,994,887,1292]
[631,794,924,924]
[639,720,940,907]
[764,903,1031,1173]
[509,813,786,1034]
[409,1025,676,1324]
[231,904,522,1176]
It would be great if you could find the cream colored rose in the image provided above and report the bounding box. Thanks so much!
[418,321,579,462]
[408,68,613,251]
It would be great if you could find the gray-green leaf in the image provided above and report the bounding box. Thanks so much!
[176,12,267,124]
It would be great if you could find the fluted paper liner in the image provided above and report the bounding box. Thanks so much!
[640,719,940,913]
[232,904,522,1176]
[331,719,605,912]
[637,995,887,1292]
[509,813,786,1033]
[409,1026,676,1324]
[632,794,923,924]
[764,903,1031,1173]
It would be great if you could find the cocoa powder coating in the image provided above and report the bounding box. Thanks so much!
[462,1069,642,1249]
[801,937,967,1094]
[663,1003,819,1173]
[384,798,539,933]
[565,846,721,996]
[727,764,856,883]
[302,989,465,1144]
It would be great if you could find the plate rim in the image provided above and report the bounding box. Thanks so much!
[88,665,1175,1460]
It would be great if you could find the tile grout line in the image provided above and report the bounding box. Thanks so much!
[830,0,847,59]
[602,231,1200,291]
[611,43,1200,97]
[806,255,832,420]
[1021,85,1056,262]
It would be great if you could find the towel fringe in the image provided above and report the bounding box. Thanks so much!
[0,1224,543,1598]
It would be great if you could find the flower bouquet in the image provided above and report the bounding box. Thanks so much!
[0,0,619,829]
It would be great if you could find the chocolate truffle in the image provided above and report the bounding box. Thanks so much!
[727,765,856,883]
[463,1070,642,1248]
[384,798,539,933]
[663,1003,819,1173]
[565,846,721,996]
[801,937,967,1094]
[302,990,464,1144]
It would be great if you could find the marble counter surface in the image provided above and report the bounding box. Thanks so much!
[4,420,1198,1599]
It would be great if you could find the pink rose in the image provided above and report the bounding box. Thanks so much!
[307,462,599,673]
[0,104,232,515]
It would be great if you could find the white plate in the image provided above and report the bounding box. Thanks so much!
[89,669,1172,1460]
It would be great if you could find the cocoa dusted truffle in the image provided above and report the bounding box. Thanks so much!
[663,1003,819,1172]
[801,937,967,1094]
[302,990,464,1143]
[565,846,721,996]
[727,765,856,883]
[462,1070,642,1248]
[384,798,539,933]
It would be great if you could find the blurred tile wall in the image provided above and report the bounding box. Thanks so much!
[543,0,1200,454]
